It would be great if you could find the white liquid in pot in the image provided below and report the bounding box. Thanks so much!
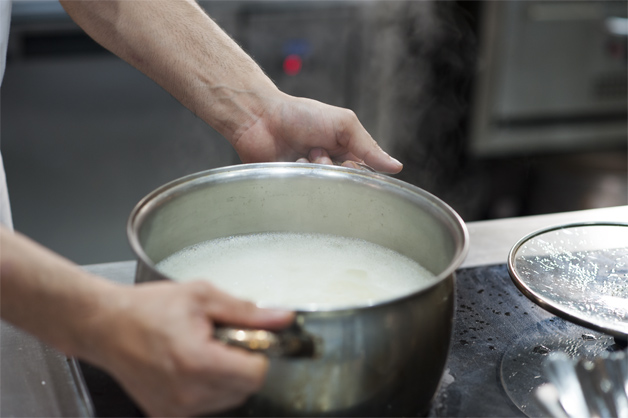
[156,232,437,309]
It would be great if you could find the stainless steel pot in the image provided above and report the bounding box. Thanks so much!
[127,163,468,416]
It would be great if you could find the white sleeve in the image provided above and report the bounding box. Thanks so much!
[0,152,13,231]
[0,1,13,230]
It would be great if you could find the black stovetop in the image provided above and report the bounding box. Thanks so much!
[79,264,624,417]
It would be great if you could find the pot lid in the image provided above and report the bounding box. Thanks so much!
[508,222,628,339]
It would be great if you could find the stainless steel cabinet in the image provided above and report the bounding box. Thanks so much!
[471,1,628,155]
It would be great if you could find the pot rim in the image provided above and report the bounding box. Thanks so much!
[127,162,469,312]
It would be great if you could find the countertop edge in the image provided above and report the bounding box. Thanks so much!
[84,205,628,272]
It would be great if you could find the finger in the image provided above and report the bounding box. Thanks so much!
[341,160,368,171]
[296,157,309,163]
[308,148,333,165]
[348,138,402,174]
[203,342,268,392]
[338,112,403,174]
[184,344,268,415]
[188,281,294,329]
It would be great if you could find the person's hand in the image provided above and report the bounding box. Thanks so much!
[59,0,400,174]
[1,212,293,418]
[230,94,403,174]
[84,280,294,417]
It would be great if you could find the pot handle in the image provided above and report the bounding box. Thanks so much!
[213,322,319,358]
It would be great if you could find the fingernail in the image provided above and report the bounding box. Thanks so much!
[309,148,323,159]
[260,308,294,321]
[341,161,360,170]
[384,154,402,167]
[390,156,403,167]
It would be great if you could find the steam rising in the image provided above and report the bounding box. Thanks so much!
[359,1,485,220]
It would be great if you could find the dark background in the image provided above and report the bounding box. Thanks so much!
[2,1,626,264]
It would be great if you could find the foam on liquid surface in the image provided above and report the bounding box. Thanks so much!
[156,232,437,309]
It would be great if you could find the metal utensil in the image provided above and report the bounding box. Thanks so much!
[536,350,628,418]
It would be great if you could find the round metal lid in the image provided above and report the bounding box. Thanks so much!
[508,222,628,339]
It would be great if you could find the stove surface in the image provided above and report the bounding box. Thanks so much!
[428,265,621,417]
[80,263,623,417]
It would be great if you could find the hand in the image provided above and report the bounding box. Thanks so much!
[86,281,294,417]
[231,94,403,174]
[59,1,400,174]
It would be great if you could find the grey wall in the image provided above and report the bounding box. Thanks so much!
[2,49,239,264]
[1,1,360,265]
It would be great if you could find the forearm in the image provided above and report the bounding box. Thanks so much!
[0,227,295,416]
[0,226,120,362]
[60,0,403,172]
[60,0,281,143]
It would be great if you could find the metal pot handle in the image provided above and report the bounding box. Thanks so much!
[213,322,319,358]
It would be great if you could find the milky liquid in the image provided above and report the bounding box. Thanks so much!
[156,232,437,309]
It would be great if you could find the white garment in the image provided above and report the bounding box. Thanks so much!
[0,0,12,230]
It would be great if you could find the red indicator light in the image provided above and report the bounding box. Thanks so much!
[283,54,302,76]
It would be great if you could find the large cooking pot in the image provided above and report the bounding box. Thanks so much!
[127,163,468,416]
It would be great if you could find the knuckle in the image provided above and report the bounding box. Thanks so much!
[185,280,214,300]
[341,108,358,122]
[172,349,201,376]
[188,280,212,293]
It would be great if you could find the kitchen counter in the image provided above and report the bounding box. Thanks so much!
[2,205,627,417]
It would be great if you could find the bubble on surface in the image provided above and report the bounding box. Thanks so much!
[156,232,437,310]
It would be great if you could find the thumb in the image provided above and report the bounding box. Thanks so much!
[191,281,294,329]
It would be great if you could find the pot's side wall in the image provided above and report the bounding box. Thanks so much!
[130,166,463,416]
[240,275,455,417]
[133,168,459,277]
